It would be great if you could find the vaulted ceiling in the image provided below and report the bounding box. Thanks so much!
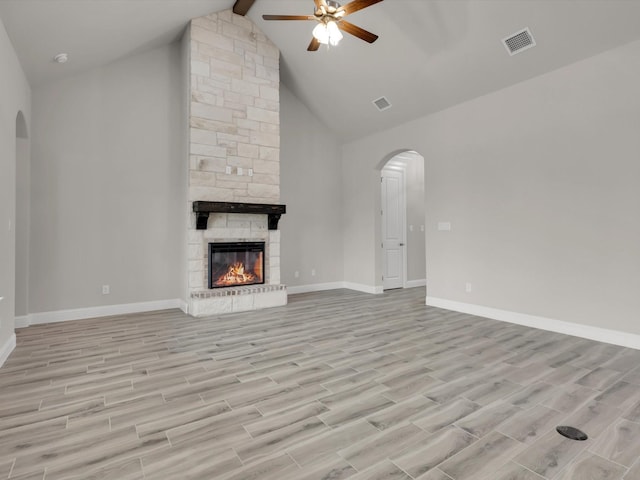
[2,0,640,141]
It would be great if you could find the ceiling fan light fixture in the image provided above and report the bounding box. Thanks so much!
[262,0,382,51]
[312,20,343,46]
[312,22,329,44]
[326,20,343,46]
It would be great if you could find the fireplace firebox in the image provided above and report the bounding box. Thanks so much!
[208,242,265,289]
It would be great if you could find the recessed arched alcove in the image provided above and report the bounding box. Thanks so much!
[16,111,28,139]
[374,149,426,294]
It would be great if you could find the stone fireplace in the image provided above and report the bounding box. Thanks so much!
[186,10,286,316]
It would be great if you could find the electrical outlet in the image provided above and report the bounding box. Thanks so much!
[237,167,243,176]
[438,222,452,231]
[294,271,299,278]
[409,225,414,232]
[248,168,254,177]
[420,225,425,232]
[225,165,232,175]
[311,269,316,277]
[465,282,472,293]
[102,285,110,295]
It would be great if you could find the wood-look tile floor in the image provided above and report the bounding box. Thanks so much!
[2,288,640,480]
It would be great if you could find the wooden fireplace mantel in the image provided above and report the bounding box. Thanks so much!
[192,201,286,230]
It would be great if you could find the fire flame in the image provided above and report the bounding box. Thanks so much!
[215,262,256,286]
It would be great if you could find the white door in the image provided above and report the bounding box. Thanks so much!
[382,168,405,290]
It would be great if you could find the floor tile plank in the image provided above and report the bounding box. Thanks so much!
[1,288,638,479]
[393,425,476,478]
[438,431,524,480]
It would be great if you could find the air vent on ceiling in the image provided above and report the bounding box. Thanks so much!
[502,27,536,56]
[372,96,392,111]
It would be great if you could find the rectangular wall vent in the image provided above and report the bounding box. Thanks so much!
[372,96,392,111]
[502,27,536,56]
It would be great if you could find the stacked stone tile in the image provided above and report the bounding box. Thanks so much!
[187,10,286,316]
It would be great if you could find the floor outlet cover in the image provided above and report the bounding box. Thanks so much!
[556,425,588,441]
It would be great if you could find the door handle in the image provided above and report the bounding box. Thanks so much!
[399,243,405,246]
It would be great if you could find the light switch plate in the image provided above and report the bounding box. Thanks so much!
[438,222,452,231]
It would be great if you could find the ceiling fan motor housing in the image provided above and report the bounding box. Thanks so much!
[316,1,344,22]
[325,1,341,12]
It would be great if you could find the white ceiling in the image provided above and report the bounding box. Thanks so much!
[2,0,640,142]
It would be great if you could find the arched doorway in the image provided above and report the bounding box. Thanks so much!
[378,150,426,291]
[15,111,29,319]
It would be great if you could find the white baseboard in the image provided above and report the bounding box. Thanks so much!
[406,279,427,288]
[287,282,345,295]
[287,281,383,295]
[0,333,16,368]
[426,296,640,350]
[343,282,384,295]
[18,299,184,327]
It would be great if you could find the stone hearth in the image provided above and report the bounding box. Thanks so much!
[188,212,285,316]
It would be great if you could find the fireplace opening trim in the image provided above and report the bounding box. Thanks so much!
[208,241,265,289]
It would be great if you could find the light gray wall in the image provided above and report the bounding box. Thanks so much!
[397,152,426,283]
[15,136,30,316]
[30,43,185,313]
[0,16,30,360]
[179,27,190,304]
[280,84,344,287]
[342,38,640,335]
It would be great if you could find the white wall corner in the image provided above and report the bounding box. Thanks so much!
[0,333,17,368]
[426,296,640,351]
[179,300,189,314]
[15,315,31,328]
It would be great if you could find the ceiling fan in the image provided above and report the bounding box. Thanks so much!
[262,0,383,51]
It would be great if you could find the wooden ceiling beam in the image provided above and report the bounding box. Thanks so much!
[232,0,255,16]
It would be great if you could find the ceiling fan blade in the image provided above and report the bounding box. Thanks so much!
[339,0,383,16]
[232,0,255,16]
[262,14,316,21]
[338,20,379,43]
[313,0,327,8]
[308,37,321,51]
